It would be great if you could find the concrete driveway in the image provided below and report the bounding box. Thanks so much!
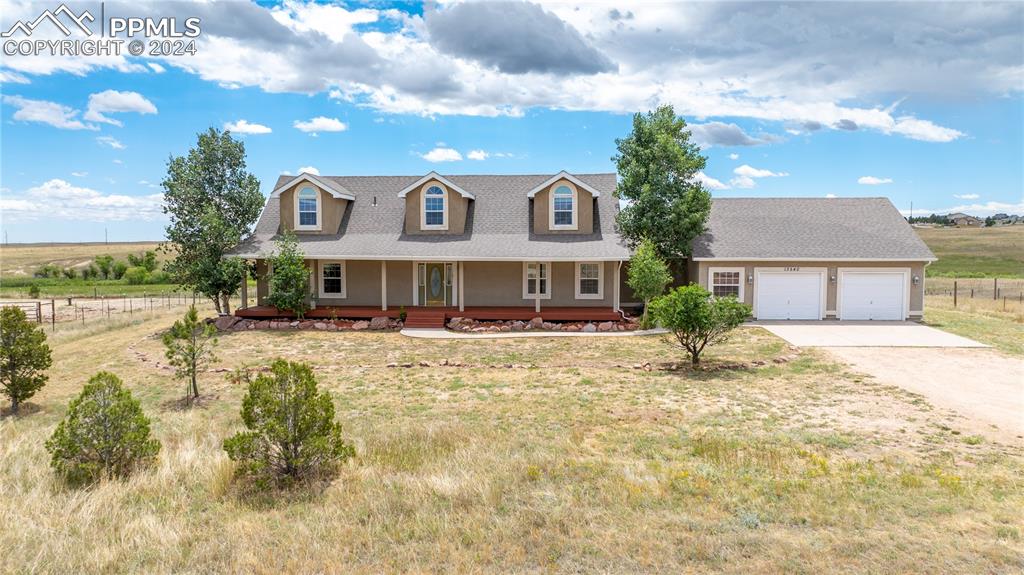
[755,321,988,347]
[754,321,1022,442]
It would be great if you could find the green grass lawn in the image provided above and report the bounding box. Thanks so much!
[1,308,1021,573]
[925,295,1024,357]
[916,226,1024,277]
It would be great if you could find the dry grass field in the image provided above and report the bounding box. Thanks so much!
[916,225,1024,277]
[1,307,1021,573]
[0,242,166,277]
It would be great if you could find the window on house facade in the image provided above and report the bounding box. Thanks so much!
[552,185,575,228]
[297,186,319,229]
[320,261,345,298]
[710,268,743,299]
[575,262,602,299]
[423,185,446,228]
[523,262,550,299]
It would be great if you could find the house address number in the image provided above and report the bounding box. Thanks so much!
[784,266,800,271]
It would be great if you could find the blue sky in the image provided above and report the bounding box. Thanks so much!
[1,0,1022,242]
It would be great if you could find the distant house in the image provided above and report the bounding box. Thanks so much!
[947,212,983,227]
[992,213,1022,226]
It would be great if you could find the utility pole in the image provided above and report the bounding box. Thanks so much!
[105,227,108,244]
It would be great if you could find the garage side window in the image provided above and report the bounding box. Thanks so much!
[710,269,743,299]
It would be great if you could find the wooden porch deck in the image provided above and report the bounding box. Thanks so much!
[235,305,623,323]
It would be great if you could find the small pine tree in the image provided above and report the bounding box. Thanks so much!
[0,306,52,415]
[46,371,160,485]
[650,284,752,365]
[224,359,354,486]
[163,306,218,402]
[266,232,310,318]
[627,238,673,328]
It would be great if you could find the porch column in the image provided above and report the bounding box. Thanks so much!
[534,261,541,314]
[613,260,621,312]
[458,261,465,312]
[381,261,387,311]
[239,263,249,310]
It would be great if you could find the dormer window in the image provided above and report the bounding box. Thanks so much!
[295,186,321,230]
[422,184,448,230]
[551,184,577,230]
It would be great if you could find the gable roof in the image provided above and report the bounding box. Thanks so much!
[231,173,628,261]
[691,197,936,261]
[526,171,602,198]
[270,172,355,200]
[396,171,476,199]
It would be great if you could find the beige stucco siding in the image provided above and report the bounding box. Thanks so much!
[403,179,469,234]
[533,179,595,234]
[279,182,348,234]
[462,261,616,307]
[694,260,927,317]
[386,261,414,307]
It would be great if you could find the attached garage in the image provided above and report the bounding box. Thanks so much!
[838,269,909,320]
[754,269,825,320]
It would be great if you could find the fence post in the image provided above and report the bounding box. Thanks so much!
[51,300,55,331]
[1003,296,1007,311]
[35,301,41,323]
[994,278,998,300]
[953,280,957,308]
[129,299,133,316]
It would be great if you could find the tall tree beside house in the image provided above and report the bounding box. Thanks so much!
[162,128,263,314]
[266,232,311,319]
[162,306,218,402]
[0,306,52,415]
[627,238,674,329]
[613,105,712,260]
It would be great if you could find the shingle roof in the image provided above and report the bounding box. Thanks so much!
[230,173,631,260]
[691,197,936,261]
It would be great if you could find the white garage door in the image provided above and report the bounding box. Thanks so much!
[756,271,823,320]
[840,271,906,320]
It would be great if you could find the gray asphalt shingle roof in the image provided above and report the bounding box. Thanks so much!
[230,173,631,260]
[691,197,936,261]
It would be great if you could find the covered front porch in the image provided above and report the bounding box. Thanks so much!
[235,305,624,327]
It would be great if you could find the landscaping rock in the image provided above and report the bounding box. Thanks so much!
[214,315,240,331]
[564,325,580,332]
[510,321,525,332]
[369,316,390,330]
[313,322,327,330]
[529,316,544,328]
[352,320,369,330]
[386,362,398,368]
[448,317,465,328]
[255,320,270,329]
[582,323,597,333]
[598,321,615,332]
[419,361,433,367]
[289,321,300,328]
[326,323,338,332]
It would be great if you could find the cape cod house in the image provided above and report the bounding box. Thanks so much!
[230,171,935,327]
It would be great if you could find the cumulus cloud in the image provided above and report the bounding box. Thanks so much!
[835,119,859,131]
[825,194,838,198]
[2,95,96,130]
[728,164,788,189]
[96,136,125,150]
[728,153,739,160]
[0,179,165,222]
[420,147,463,162]
[224,119,273,134]
[148,62,166,73]
[297,166,320,175]
[466,150,489,161]
[293,116,348,133]
[71,171,88,177]
[689,122,767,147]
[694,171,728,190]
[83,90,157,127]
[954,193,980,200]
[425,1,615,75]
[858,176,893,185]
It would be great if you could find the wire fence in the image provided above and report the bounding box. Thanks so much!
[0,291,204,332]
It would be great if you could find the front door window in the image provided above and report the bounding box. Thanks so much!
[418,262,452,306]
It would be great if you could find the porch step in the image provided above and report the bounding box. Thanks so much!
[404,309,447,329]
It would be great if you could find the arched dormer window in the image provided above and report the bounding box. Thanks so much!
[295,186,321,231]
[551,183,577,230]
[422,184,448,230]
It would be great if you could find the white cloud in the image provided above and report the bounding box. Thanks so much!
[297,166,320,175]
[900,201,1024,218]
[71,171,88,177]
[825,194,837,198]
[148,62,166,73]
[734,165,788,178]
[728,153,739,160]
[467,149,489,161]
[953,193,980,200]
[112,159,123,165]
[2,95,96,130]
[694,171,728,190]
[858,176,893,185]
[420,147,463,162]
[0,179,165,222]
[224,119,272,134]
[96,136,125,150]
[729,175,757,189]
[83,90,157,127]
[293,116,348,133]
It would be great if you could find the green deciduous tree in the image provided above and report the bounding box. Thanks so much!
[613,105,712,260]
[0,306,52,414]
[650,284,752,366]
[223,360,354,486]
[94,255,114,279]
[162,306,218,402]
[162,128,263,314]
[627,238,673,328]
[266,232,310,319]
[111,260,128,280]
[45,371,160,485]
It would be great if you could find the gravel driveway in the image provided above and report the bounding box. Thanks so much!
[826,347,1024,442]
